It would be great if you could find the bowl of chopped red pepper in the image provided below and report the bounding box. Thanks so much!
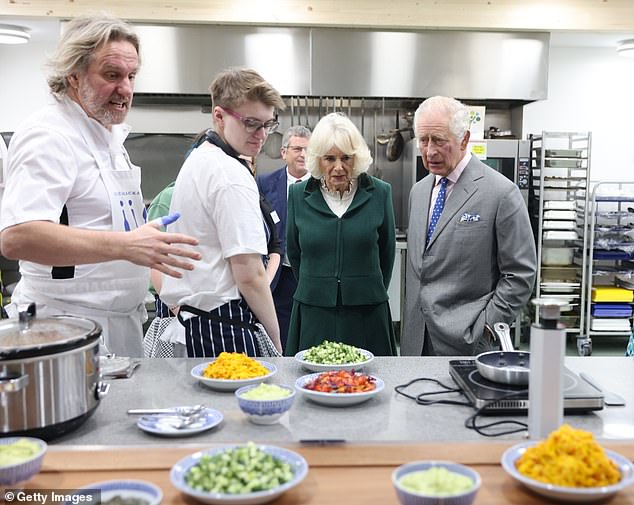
[294,370,384,406]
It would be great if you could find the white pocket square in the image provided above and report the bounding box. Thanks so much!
[460,212,481,222]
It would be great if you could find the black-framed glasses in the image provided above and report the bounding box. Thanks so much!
[222,107,279,134]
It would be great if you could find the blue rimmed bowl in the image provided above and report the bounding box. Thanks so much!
[392,460,481,505]
[0,437,47,486]
[235,384,295,424]
[170,444,308,505]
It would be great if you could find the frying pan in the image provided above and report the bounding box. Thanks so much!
[386,110,405,162]
[476,322,530,386]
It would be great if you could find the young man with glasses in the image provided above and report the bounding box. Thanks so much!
[160,67,285,357]
[257,125,311,349]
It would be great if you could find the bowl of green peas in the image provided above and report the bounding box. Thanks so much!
[170,442,308,504]
[294,340,374,372]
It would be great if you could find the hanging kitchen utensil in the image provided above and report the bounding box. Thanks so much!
[360,98,365,138]
[263,97,285,159]
[305,96,310,126]
[386,110,405,162]
[376,98,391,145]
[475,322,530,386]
[373,109,383,180]
[291,96,295,126]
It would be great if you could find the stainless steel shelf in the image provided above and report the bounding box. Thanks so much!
[529,131,592,355]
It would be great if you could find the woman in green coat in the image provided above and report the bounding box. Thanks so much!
[285,112,397,356]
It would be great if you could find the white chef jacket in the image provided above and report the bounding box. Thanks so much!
[0,96,149,356]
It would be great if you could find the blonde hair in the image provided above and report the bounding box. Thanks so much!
[47,12,139,96]
[306,112,372,178]
[209,67,285,111]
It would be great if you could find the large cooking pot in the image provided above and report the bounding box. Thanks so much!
[0,304,108,440]
[475,322,530,386]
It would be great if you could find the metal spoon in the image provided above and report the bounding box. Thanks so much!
[127,404,206,416]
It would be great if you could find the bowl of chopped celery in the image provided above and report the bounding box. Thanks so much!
[0,437,47,486]
[235,384,296,425]
[294,340,374,372]
[170,442,308,505]
[392,461,480,505]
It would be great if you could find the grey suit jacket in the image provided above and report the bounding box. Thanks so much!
[400,156,537,356]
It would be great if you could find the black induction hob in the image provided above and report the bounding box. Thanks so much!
[449,360,604,415]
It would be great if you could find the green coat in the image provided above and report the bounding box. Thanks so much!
[285,173,397,356]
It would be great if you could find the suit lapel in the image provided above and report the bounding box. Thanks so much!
[426,158,483,248]
[276,168,288,221]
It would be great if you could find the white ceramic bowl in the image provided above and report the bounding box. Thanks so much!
[501,441,634,503]
[295,372,384,407]
[67,479,162,505]
[392,461,481,505]
[294,348,374,372]
[170,444,308,505]
[235,384,296,424]
[191,360,277,391]
[0,437,47,486]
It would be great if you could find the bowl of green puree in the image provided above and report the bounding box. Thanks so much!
[392,461,481,505]
[235,383,295,424]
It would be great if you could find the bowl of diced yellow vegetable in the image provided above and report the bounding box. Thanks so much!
[170,442,308,505]
[191,352,277,392]
[0,437,47,486]
[235,383,295,424]
[501,424,634,503]
[392,460,481,505]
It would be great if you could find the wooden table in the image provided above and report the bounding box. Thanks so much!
[23,442,634,504]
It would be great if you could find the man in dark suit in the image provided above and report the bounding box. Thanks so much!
[401,96,536,356]
[257,125,311,349]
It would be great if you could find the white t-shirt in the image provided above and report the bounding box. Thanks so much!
[160,142,267,311]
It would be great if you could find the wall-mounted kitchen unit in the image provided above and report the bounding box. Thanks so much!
[128,24,549,101]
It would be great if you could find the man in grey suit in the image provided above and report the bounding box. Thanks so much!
[401,96,536,356]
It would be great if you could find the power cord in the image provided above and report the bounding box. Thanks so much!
[394,377,472,407]
[395,377,529,437]
[464,391,529,437]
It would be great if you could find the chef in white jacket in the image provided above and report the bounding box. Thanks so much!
[0,14,200,356]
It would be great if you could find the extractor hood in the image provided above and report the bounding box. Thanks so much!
[131,24,549,102]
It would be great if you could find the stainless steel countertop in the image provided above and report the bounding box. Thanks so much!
[51,356,634,446]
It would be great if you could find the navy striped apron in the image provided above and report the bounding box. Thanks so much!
[177,299,259,357]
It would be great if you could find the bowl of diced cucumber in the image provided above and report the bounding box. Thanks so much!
[294,340,374,372]
[170,442,308,505]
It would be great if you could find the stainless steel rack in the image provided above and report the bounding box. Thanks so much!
[582,182,634,356]
[528,132,592,354]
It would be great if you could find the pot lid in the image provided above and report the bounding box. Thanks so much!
[0,304,101,356]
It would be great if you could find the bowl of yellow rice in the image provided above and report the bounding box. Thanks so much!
[501,424,634,502]
[191,352,277,391]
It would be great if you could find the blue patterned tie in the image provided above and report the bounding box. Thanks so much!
[427,177,448,244]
